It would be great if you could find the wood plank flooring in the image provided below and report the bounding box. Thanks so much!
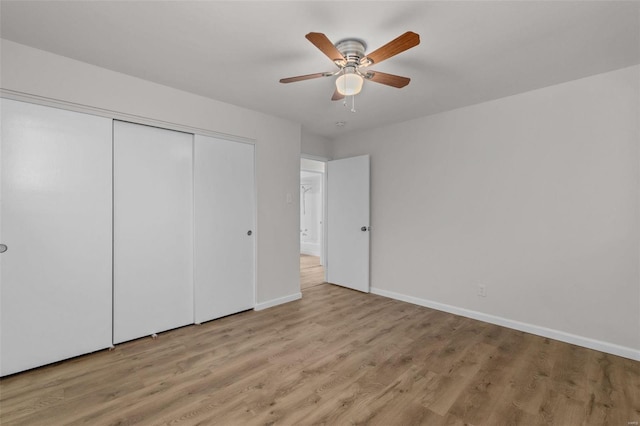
[1,278,639,425]
[300,254,325,290]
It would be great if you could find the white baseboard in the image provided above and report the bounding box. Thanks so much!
[254,292,302,311]
[300,249,321,256]
[370,287,640,362]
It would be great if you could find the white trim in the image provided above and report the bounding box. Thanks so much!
[1,89,255,145]
[252,144,258,311]
[371,287,640,361]
[301,153,331,162]
[254,292,302,311]
[322,164,328,273]
[191,134,196,324]
[300,170,323,259]
[300,156,328,270]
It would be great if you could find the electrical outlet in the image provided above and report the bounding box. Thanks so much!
[477,284,487,297]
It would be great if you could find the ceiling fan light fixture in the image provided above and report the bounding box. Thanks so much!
[336,70,364,96]
[281,31,420,101]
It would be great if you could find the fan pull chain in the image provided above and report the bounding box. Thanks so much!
[343,95,357,112]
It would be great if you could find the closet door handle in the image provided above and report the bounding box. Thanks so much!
[0,244,7,253]
[247,230,252,236]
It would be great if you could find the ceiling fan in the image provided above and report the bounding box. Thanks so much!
[280,31,420,101]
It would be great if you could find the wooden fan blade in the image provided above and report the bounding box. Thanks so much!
[364,31,420,65]
[280,73,327,84]
[306,32,346,63]
[366,71,411,88]
[331,89,345,101]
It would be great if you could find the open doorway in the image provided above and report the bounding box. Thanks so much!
[300,158,326,290]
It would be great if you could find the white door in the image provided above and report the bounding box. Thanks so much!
[0,99,113,376]
[194,135,255,323]
[113,121,193,344]
[326,155,370,292]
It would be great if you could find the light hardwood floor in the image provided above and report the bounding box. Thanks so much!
[1,272,639,425]
[300,254,325,290]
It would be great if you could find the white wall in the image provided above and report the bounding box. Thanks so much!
[1,39,302,308]
[332,65,640,358]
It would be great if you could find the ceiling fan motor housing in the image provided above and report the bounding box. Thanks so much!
[335,39,367,66]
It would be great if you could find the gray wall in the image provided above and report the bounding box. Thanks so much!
[332,65,640,357]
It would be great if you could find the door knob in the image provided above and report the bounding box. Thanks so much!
[361,226,368,232]
[0,244,7,253]
[247,230,252,236]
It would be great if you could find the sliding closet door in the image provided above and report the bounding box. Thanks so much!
[113,121,193,344]
[194,136,255,323]
[0,99,113,376]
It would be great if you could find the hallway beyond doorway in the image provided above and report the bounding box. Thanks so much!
[300,255,325,290]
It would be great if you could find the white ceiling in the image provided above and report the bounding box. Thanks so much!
[1,1,639,139]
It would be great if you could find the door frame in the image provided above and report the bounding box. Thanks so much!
[301,154,329,282]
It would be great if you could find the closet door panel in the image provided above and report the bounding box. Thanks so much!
[0,99,113,376]
[113,121,193,344]
[194,136,255,323]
